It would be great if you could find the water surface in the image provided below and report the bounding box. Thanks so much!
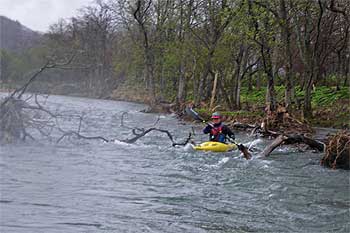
[1,95,349,232]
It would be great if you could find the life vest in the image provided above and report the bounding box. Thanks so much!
[210,124,225,142]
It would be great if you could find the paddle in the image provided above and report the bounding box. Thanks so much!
[185,107,252,160]
[185,107,207,123]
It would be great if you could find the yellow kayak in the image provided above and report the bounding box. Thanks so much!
[193,141,237,152]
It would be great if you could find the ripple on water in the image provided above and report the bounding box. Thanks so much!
[0,95,349,233]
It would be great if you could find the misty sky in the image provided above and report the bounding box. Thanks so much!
[0,0,91,32]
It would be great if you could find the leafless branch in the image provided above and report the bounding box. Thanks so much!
[57,130,109,143]
[122,127,174,144]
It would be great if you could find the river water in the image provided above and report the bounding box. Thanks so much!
[1,95,349,233]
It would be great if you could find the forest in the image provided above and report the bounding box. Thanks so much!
[1,2,350,231]
[1,0,349,128]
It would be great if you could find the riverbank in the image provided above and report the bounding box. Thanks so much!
[2,86,349,169]
[110,84,350,130]
[2,83,348,129]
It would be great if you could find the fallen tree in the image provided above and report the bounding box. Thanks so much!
[261,134,325,157]
[0,78,198,148]
[258,131,349,170]
[3,62,345,167]
[212,105,349,169]
[0,54,77,143]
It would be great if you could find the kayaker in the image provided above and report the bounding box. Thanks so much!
[203,112,235,143]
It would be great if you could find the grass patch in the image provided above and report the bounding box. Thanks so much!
[240,86,349,107]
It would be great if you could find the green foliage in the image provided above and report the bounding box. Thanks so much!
[239,85,349,108]
[2,0,348,128]
[0,48,43,86]
[311,86,349,107]
[240,87,266,105]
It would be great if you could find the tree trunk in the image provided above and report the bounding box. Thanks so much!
[176,0,186,106]
[266,74,276,112]
[159,65,165,101]
[261,134,324,157]
[261,44,276,112]
[145,48,156,104]
[133,1,156,104]
[248,72,253,91]
[195,76,205,106]
[218,79,232,110]
[279,0,294,109]
[205,72,213,101]
[256,75,261,91]
[303,72,313,118]
[177,63,186,105]
[235,47,249,109]
[196,53,212,105]
[209,72,218,110]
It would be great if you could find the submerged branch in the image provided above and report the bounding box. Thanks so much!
[57,130,109,143]
[122,127,174,144]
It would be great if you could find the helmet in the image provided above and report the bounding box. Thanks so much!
[211,112,222,119]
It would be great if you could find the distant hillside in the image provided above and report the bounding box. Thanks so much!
[0,15,41,52]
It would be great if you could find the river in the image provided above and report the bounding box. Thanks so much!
[1,95,349,233]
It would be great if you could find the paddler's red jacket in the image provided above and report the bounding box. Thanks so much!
[203,122,235,143]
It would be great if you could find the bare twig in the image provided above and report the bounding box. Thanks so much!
[57,130,109,143]
[172,132,193,146]
[122,127,174,144]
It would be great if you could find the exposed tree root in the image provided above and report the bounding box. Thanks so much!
[230,105,313,137]
[321,131,350,170]
[263,105,313,135]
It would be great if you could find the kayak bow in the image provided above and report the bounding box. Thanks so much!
[192,141,237,152]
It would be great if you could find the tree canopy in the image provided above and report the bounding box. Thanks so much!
[1,0,349,118]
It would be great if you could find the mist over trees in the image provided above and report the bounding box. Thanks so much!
[1,0,349,117]
[0,16,41,52]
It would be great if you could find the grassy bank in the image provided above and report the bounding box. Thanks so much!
[4,80,348,128]
[199,86,349,128]
[111,84,349,128]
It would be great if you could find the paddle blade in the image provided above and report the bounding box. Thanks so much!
[185,107,204,122]
[238,144,252,160]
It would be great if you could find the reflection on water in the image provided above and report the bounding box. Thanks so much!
[1,95,349,233]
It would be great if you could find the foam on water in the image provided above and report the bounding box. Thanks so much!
[183,143,195,152]
[207,157,230,168]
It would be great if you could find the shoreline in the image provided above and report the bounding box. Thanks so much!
[1,89,348,131]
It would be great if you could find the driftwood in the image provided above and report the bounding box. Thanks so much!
[122,127,174,144]
[260,135,287,157]
[57,131,109,143]
[228,107,345,167]
[233,117,348,170]
[118,112,195,146]
[232,122,257,130]
[172,133,194,146]
[228,106,324,158]
[261,134,324,157]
